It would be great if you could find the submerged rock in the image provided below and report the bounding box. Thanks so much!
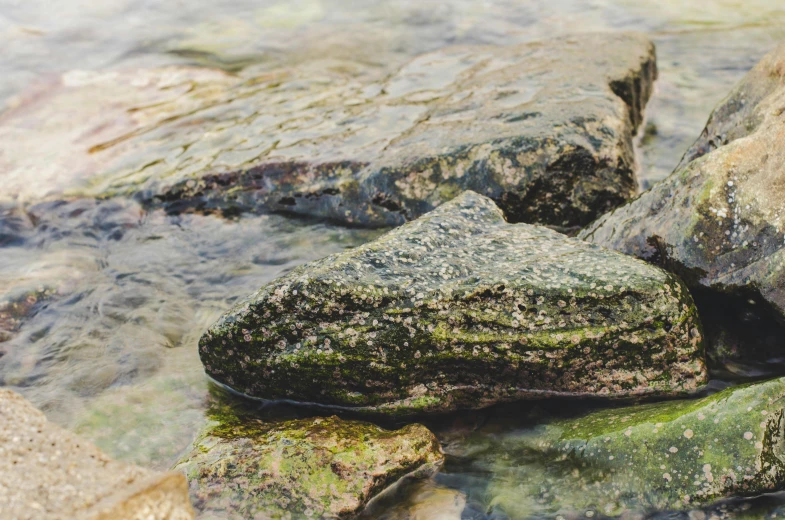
[0,288,56,343]
[485,377,785,517]
[580,41,785,325]
[362,481,466,520]
[200,191,706,414]
[0,388,194,519]
[1,33,656,229]
[174,414,443,519]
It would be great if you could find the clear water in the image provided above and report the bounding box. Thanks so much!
[2,0,785,518]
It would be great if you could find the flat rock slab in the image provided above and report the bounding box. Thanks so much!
[1,33,656,229]
[0,388,194,520]
[200,191,707,415]
[174,415,443,519]
[580,40,785,321]
[485,376,785,516]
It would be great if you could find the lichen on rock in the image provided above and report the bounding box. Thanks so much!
[483,377,785,518]
[199,191,706,414]
[174,412,443,519]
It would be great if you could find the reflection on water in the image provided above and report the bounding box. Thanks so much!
[2,0,785,518]
[0,200,380,468]
[3,0,785,185]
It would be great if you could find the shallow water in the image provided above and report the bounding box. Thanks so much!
[2,0,785,518]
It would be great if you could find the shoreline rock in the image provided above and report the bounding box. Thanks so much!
[175,413,443,519]
[0,388,194,519]
[199,191,706,415]
[580,40,785,339]
[1,33,656,229]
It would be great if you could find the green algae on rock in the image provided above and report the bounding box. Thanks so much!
[1,33,655,229]
[174,414,443,519]
[199,191,706,414]
[580,40,785,323]
[483,377,785,518]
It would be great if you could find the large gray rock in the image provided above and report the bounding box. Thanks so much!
[175,413,443,519]
[0,388,194,519]
[1,33,656,229]
[579,40,785,364]
[199,191,707,415]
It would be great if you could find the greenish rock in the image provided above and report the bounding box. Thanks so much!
[580,40,785,322]
[1,33,656,229]
[482,377,785,518]
[174,413,443,519]
[199,191,706,414]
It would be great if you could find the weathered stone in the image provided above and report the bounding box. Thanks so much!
[0,388,194,520]
[483,377,785,517]
[580,40,785,324]
[200,191,706,415]
[174,413,443,519]
[1,33,656,229]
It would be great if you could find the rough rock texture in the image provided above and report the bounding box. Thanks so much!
[0,388,194,520]
[485,377,785,517]
[174,414,443,519]
[580,41,785,323]
[0,33,656,229]
[200,191,706,414]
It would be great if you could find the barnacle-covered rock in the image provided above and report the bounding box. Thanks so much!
[174,413,443,519]
[1,33,656,229]
[199,191,706,414]
[485,377,785,517]
[580,40,785,325]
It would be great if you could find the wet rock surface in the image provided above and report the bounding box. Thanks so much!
[0,388,194,519]
[174,412,443,519]
[0,287,56,344]
[200,191,706,414]
[1,33,655,229]
[482,377,785,517]
[580,41,785,334]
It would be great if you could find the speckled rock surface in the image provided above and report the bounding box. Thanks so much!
[0,388,194,520]
[580,40,785,321]
[174,414,443,519]
[200,191,706,414]
[484,377,785,517]
[0,33,655,229]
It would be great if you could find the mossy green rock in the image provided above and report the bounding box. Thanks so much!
[580,40,785,321]
[174,415,443,519]
[200,191,707,414]
[1,34,655,229]
[485,377,785,518]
